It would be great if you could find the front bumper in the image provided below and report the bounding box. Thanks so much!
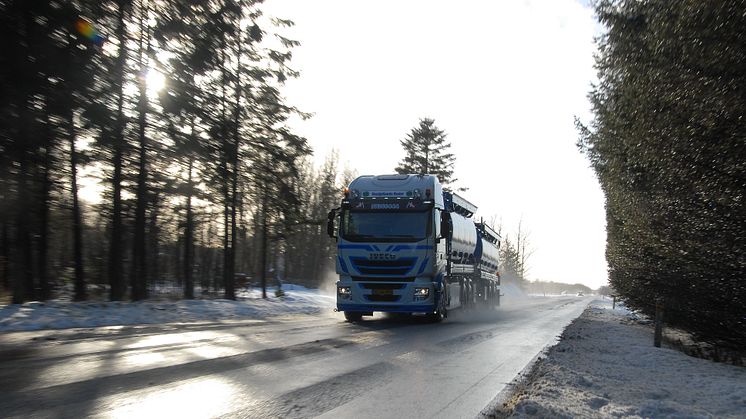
[337,302,436,314]
[336,278,437,314]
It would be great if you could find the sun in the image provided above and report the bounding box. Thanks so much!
[145,68,166,94]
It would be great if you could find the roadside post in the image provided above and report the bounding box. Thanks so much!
[654,298,664,348]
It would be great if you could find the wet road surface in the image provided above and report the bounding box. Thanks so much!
[0,296,591,418]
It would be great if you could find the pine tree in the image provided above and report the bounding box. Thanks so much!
[395,118,456,186]
[0,0,312,303]
[152,0,215,299]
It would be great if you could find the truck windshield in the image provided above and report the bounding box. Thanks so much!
[342,210,431,242]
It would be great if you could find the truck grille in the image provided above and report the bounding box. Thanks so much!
[361,283,406,290]
[366,294,400,302]
[352,276,415,282]
[349,257,417,276]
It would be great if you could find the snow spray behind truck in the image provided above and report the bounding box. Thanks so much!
[327,174,501,322]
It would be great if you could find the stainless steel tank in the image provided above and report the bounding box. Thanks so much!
[449,213,478,263]
[479,238,500,270]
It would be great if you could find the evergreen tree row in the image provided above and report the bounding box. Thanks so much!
[580,0,745,347]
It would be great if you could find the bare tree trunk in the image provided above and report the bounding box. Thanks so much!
[226,146,238,299]
[208,218,219,292]
[68,110,87,301]
[109,0,129,301]
[14,152,33,303]
[0,159,8,291]
[225,26,243,301]
[1,221,8,290]
[226,166,238,300]
[515,217,533,284]
[148,190,160,294]
[222,188,230,294]
[310,226,321,284]
[110,137,124,299]
[260,189,269,299]
[38,115,52,301]
[131,0,150,301]
[219,31,234,298]
[184,157,195,299]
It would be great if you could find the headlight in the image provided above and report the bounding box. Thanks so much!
[338,286,351,296]
[414,287,430,297]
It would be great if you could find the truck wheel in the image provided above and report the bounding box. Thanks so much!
[428,294,447,322]
[427,308,445,323]
[344,311,363,322]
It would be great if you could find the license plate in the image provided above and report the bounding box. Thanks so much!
[372,289,393,296]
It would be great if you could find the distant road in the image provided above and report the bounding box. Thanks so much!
[0,296,591,418]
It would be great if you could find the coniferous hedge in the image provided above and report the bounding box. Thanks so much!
[579,0,746,347]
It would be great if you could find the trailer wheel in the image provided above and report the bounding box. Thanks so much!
[344,312,363,322]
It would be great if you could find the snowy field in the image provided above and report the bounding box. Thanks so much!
[0,285,335,332]
[504,299,746,418]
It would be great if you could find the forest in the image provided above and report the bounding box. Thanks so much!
[0,0,360,303]
[0,1,537,305]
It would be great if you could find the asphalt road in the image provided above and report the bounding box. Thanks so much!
[0,296,591,418]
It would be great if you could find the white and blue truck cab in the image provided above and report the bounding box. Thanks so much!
[327,174,501,322]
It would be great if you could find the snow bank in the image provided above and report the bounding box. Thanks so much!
[505,299,746,418]
[0,285,335,332]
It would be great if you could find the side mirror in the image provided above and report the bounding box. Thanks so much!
[327,209,338,239]
[440,212,452,240]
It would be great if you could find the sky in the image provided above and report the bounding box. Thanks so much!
[262,0,608,289]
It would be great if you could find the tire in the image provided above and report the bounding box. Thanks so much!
[427,310,442,323]
[344,311,363,322]
[428,293,447,323]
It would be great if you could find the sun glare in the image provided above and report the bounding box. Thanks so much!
[146,68,166,94]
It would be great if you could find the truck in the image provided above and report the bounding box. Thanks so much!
[326,174,501,322]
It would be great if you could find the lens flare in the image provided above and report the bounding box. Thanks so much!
[75,17,105,46]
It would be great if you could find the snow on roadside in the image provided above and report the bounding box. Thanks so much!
[0,285,335,332]
[503,299,746,418]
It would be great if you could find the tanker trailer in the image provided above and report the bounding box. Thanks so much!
[327,174,501,322]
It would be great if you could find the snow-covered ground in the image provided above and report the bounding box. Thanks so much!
[503,299,746,418]
[0,285,335,332]
[0,281,556,333]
